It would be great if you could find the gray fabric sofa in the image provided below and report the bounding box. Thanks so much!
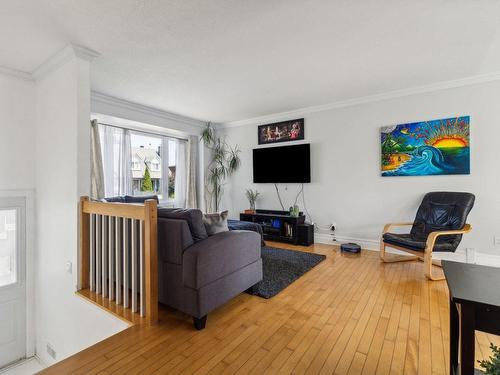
[157,208,263,330]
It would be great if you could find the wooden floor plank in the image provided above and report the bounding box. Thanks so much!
[38,242,499,375]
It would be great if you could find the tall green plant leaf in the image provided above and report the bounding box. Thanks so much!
[227,145,241,174]
[204,129,241,212]
[201,123,215,146]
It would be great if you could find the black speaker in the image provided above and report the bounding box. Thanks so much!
[297,223,314,246]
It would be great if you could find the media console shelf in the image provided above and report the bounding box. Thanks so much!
[240,209,313,245]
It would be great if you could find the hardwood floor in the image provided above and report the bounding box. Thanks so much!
[40,242,499,374]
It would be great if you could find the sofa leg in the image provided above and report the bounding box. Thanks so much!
[193,315,207,330]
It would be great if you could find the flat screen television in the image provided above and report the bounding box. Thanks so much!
[253,144,311,183]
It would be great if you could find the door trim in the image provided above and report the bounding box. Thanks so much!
[0,190,35,358]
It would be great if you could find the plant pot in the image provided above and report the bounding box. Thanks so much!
[244,209,256,214]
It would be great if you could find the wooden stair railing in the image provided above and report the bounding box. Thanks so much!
[78,196,158,323]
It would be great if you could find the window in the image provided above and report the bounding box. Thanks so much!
[131,134,163,198]
[99,125,183,204]
[0,209,17,287]
[131,157,141,170]
[151,160,160,171]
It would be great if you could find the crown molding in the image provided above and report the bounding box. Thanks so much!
[71,44,100,61]
[221,72,500,128]
[0,66,34,81]
[91,91,206,129]
[33,43,100,80]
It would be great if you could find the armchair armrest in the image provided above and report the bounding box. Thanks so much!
[382,222,413,234]
[425,224,472,250]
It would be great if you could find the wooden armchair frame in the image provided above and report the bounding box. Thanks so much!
[380,223,472,281]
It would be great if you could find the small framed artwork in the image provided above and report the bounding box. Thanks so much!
[258,118,304,145]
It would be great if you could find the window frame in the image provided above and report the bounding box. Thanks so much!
[129,130,178,205]
[0,198,25,291]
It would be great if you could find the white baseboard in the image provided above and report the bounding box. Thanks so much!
[314,233,500,268]
[34,355,48,369]
[314,233,379,251]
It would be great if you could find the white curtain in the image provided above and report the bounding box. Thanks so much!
[174,139,187,208]
[99,125,132,197]
[185,135,198,208]
[90,120,105,199]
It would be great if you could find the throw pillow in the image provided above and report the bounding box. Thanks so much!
[157,208,208,241]
[203,211,229,236]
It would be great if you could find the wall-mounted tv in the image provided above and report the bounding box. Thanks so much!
[253,144,311,183]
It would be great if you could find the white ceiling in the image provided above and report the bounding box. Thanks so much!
[2,0,500,122]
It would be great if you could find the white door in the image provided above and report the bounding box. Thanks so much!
[0,197,26,368]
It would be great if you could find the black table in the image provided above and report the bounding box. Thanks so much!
[443,260,500,375]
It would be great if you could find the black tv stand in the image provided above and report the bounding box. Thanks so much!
[240,209,307,245]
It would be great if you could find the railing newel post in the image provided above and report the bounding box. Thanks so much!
[78,196,90,290]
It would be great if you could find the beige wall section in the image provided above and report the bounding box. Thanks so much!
[34,47,127,366]
[0,73,35,190]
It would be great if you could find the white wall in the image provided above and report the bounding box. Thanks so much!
[34,51,127,366]
[0,72,37,357]
[221,80,500,256]
[0,73,35,190]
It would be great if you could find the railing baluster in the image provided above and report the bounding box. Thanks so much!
[123,218,129,308]
[140,220,145,317]
[115,217,122,305]
[131,219,137,313]
[102,216,108,298]
[109,216,115,301]
[79,197,157,322]
[96,215,102,294]
[90,214,95,291]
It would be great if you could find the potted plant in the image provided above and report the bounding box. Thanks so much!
[201,123,241,212]
[479,343,500,374]
[245,189,260,214]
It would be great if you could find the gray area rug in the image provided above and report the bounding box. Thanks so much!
[249,246,326,299]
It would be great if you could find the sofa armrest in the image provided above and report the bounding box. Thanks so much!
[183,230,261,289]
[158,217,194,264]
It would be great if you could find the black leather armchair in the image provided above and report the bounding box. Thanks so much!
[381,192,474,280]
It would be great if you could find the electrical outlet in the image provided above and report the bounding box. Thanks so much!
[465,248,476,264]
[331,221,337,232]
[65,261,72,274]
[47,343,56,359]
[494,236,500,247]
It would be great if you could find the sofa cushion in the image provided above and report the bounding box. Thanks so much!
[203,211,229,236]
[182,230,261,289]
[383,232,459,252]
[103,195,159,203]
[125,195,159,203]
[102,196,126,203]
[158,208,208,241]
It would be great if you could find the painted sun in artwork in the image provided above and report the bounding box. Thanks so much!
[431,137,468,148]
[424,117,470,149]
